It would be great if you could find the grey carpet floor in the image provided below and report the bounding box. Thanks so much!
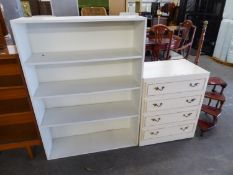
[0,56,233,175]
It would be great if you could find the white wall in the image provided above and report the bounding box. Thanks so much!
[223,0,233,19]
[213,0,233,63]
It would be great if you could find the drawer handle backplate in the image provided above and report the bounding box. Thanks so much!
[151,118,161,122]
[183,113,193,118]
[153,103,163,108]
[180,126,189,131]
[150,131,159,135]
[189,82,199,87]
[186,98,196,103]
[154,86,165,91]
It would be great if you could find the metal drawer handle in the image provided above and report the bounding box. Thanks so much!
[183,113,192,118]
[150,131,159,135]
[180,126,189,131]
[154,86,165,91]
[151,118,161,122]
[189,82,199,87]
[153,103,163,108]
[186,98,196,103]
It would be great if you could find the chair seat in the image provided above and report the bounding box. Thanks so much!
[208,77,227,87]
[201,104,222,118]
[169,50,184,60]
[198,119,215,131]
[205,92,225,102]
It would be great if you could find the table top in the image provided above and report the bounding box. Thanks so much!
[147,25,184,32]
[146,38,171,45]
[167,25,179,31]
[147,16,168,20]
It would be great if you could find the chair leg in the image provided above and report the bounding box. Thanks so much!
[151,50,157,61]
[25,146,34,160]
[185,46,191,59]
[200,130,204,137]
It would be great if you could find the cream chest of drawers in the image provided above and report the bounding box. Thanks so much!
[140,59,210,146]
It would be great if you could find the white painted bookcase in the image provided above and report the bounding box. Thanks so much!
[11,16,146,160]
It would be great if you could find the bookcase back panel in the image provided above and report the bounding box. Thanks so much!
[51,118,137,138]
[36,60,136,82]
[43,90,139,108]
[51,118,131,138]
[27,22,139,53]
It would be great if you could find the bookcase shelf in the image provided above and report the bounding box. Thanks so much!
[50,128,137,159]
[34,76,140,99]
[11,16,146,160]
[26,48,142,66]
[42,100,138,127]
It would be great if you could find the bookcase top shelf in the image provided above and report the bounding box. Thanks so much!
[11,16,146,24]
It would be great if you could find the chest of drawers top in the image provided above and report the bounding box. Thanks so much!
[143,59,209,80]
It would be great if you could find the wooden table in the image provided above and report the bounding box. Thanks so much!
[147,26,184,33]
[167,25,179,31]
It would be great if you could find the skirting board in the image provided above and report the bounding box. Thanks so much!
[209,57,233,67]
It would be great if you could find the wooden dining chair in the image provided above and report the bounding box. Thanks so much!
[81,7,107,16]
[169,20,208,63]
[146,24,173,61]
[172,20,196,59]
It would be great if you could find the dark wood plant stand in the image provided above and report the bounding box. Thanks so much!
[198,77,227,136]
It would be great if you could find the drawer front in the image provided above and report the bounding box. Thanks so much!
[144,110,197,127]
[143,123,194,140]
[146,95,202,112]
[147,79,205,96]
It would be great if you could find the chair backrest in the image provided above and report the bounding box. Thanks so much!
[178,20,196,47]
[194,21,208,65]
[81,7,107,16]
[150,24,173,60]
[150,24,173,44]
